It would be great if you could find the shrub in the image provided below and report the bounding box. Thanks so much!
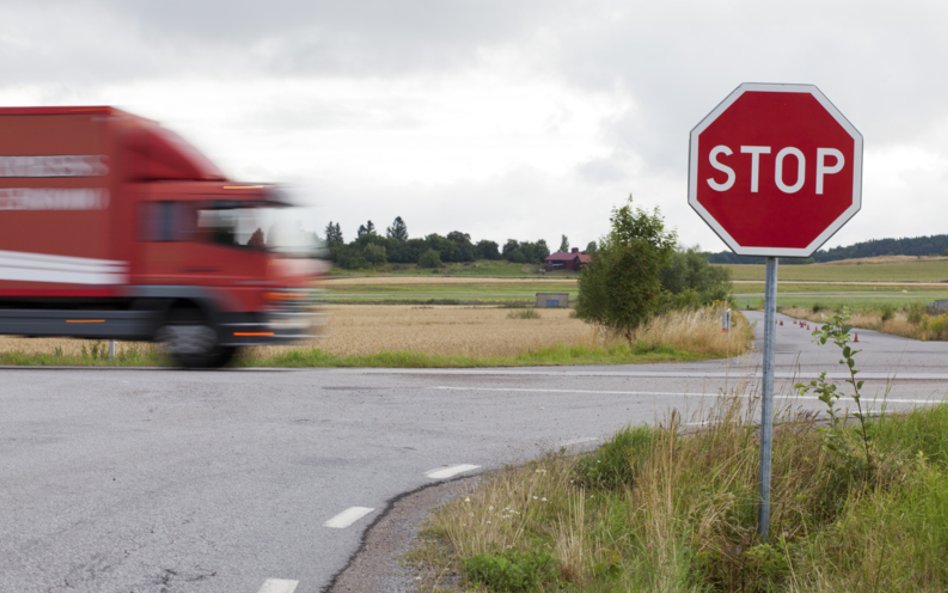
[880,304,895,322]
[507,309,541,320]
[928,314,948,340]
[574,425,656,489]
[418,248,442,269]
[463,549,557,593]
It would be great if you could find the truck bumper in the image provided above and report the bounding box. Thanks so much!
[218,290,325,347]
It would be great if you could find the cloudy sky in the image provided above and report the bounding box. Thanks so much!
[1,0,945,251]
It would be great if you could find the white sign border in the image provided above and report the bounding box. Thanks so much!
[687,82,863,258]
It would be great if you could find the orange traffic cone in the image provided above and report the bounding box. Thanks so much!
[853,332,859,343]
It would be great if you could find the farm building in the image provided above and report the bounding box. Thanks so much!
[545,248,591,272]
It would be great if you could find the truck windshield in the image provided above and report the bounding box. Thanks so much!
[197,203,319,257]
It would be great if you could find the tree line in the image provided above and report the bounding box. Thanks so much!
[708,233,948,264]
[322,216,597,269]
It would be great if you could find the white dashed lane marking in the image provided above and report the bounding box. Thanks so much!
[324,506,375,529]
[431,385,939,405]
[257,578,299,593]
[558,436,600,448]
[425,464,481,480]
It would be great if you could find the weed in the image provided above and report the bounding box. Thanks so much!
[880,304,895,322]
[463,549,557,593]
[417,392,948,593]
[796,309,875,473]
[574,425,656,489]
[506,309,541,320]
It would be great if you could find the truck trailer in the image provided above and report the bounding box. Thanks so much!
[0,106,320,368]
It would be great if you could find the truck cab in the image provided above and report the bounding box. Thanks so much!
[0,106,322,368]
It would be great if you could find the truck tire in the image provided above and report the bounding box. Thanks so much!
[156,307,237,369]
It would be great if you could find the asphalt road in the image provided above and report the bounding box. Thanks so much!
[2,311,946,593]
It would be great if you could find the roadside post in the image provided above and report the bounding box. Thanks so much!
[688,83,862,539]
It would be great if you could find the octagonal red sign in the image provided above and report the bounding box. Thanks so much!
[688,83,863,257]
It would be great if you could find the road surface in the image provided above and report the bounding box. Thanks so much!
[2,311,945,593]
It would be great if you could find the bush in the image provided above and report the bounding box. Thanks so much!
[928,314,948,340]
[575,425,656,489]
[880,304,896,322]
[418,248,442,269]
[463,549,557,593]
[507,308,540,320]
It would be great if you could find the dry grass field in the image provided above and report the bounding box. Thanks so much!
[250,304,749,359]
[315,305,592,357]
[0,304,751,362]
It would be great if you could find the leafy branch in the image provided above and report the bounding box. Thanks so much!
[795,309,874,471]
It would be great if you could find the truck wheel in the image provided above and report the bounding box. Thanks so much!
[156,308,236,369]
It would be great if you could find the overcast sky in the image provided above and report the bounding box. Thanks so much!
[1,0,945,251]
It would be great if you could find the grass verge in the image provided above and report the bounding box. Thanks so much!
[782,305,948,341]
[239,342,709,368]
[412,401,948,593]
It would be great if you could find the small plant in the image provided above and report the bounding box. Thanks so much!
[879,304,895,322]
[507,308,540,320]
[796,309,875,472]
[906,303,926,325]
[463,549,557,593]
[574,425,656,489]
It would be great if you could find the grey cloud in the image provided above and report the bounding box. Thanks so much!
[0,0,571,84]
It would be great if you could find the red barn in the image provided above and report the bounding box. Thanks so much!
[544,248,591,272]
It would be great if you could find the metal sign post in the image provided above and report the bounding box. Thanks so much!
[688,82,862,541]
[758,257,778,539]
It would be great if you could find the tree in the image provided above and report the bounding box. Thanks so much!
[446,231,475,262]
[534,239,550,262]
[324,221,343,246]
[357,220,376,239]
[576,196,677,343]
[386,216,409,241]
[559,235,570,253]
[474,239,500,260]
[502,239,527,263]
[585,241,597,254]
[660,248,731,310]
[363,243,388,265]
[418,249,442,269]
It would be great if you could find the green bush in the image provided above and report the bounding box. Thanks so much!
[507,308,541,320]
[575,425,656,489]
[418,248,443,269]
[463,549,557,593]
[880,304,896,322]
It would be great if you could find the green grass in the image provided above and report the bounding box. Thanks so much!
[239,342,707,369]
[0,343,709,369]
[323,280,578,305]
[721,258,948,283]
[416,402,948,593]
[0,344,162,367]
[733,288,947,310]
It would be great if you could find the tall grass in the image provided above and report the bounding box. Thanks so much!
[415,400,948,593]
[783,305,948,341]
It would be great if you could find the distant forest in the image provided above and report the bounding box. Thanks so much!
[320,216,597,269]
[707,234,948,264]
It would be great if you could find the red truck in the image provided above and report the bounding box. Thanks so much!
[0,106,320,367]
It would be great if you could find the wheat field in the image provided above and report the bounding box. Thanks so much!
[0,304,747,360]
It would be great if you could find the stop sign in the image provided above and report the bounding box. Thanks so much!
[688,83,863,257]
